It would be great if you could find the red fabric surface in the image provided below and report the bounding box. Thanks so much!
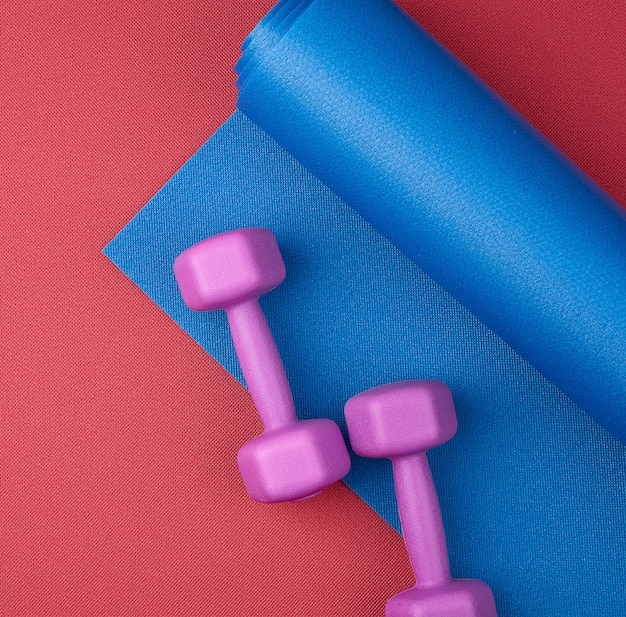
[1,0,624,615]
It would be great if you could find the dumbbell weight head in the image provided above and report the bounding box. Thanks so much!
[174,227,286,312]
[385,579,496,617]
[344,380,458,458]
[238,418,350,503]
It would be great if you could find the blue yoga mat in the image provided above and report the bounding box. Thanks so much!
[236,0,626,444]
[104,111,626,616]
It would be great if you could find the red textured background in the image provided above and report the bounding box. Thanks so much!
[2,1,624,615]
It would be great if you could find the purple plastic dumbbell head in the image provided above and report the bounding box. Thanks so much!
[237,419,351,503]
[344,380,458,458]
[385,579,498,617]
[173,227,286,311]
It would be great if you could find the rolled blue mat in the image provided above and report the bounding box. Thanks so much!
[236,0,626,443]
[104,111,626,617]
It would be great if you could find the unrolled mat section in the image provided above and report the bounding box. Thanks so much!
[235,0,626,443]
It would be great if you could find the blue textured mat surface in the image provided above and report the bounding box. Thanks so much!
[105,112,626,616]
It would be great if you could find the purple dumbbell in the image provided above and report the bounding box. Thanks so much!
[174,227,350,503]
[344,380,497,617]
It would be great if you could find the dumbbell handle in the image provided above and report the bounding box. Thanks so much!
[392,453,451,588]
[226,298,296,431]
